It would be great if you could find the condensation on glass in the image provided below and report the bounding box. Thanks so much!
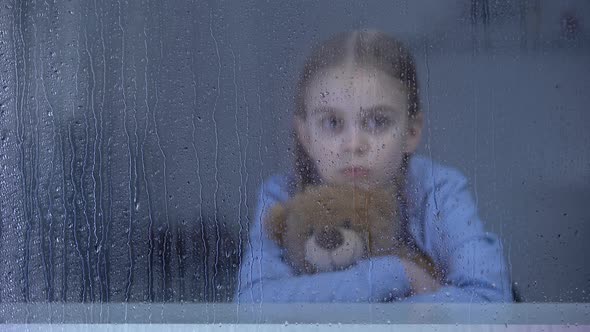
[0,0,588,308]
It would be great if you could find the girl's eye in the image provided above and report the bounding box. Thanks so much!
[319,115,343,132]
[364,114,392,133]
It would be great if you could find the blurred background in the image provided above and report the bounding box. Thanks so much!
[0,0,588,303]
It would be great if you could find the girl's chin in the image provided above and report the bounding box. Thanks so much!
[324,174,391,190]
[332,177,375,189]
[319,172,398,190]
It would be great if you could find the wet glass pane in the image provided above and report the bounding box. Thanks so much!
[0,0,588,327]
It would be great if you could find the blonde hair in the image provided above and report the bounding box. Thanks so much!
[291,30,421,191]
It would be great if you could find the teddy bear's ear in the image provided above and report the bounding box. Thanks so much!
[264,203,287,246]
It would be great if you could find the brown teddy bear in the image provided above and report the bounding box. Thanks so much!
[264,184,440,291]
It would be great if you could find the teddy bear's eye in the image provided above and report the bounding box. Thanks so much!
[342,219,352,229]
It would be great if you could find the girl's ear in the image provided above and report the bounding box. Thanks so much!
[404,112,424,154]
[264,204,287,246]
[294,116,311,153]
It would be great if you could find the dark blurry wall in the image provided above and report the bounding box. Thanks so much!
[0,0,260,302]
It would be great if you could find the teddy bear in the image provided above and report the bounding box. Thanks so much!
[264,184,440,288]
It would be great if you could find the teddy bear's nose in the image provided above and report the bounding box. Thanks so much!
[315,227,344,251]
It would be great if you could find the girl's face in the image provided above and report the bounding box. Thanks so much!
[296,66,423,189]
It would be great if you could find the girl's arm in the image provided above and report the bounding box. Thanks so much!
[401,168,512,303]
[234,177,412,303]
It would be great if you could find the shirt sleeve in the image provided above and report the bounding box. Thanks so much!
[234,177,412,303]
[402,168,513,303]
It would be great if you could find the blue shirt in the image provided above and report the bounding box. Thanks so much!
[235,155,512,303]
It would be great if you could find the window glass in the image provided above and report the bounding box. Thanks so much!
[0,0,588,326]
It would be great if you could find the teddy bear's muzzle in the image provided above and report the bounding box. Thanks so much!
[304,228,365,272]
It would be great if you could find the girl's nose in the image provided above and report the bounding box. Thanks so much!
[342,127,368,155]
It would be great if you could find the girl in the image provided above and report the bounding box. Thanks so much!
[235,30,512,303]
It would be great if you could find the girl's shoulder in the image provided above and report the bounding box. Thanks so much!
[258,173,293,203]
[406,154,472,214]
[407,154,468,192]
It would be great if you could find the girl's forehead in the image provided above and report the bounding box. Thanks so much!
[304,66,408,114]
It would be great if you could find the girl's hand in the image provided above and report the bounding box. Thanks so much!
[398,258,441,295]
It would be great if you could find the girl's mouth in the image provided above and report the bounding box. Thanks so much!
[341,167,370,178]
